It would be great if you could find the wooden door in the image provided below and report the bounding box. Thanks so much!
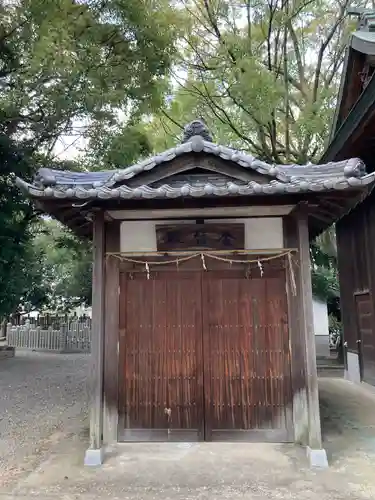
[202,268,292,442]
[119,263,292,443]
[355,291,375,385]
[118,271,204,441]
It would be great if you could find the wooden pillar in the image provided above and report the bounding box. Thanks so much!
[296,211,323,449]
[103,221,120,445]
[284,213,308,445]
[284,206,328,467]
[84,210,105,466]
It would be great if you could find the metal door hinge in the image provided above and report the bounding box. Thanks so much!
[164,407,172,422]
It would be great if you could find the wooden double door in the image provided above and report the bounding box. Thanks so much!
[118,266,292,442]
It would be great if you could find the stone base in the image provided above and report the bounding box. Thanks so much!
[315,335,330,358]
[0,346,15,360]
[345,352,361,384]
[306,446,328,468]
[84,447,104,466]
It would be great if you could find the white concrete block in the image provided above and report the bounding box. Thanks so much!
[306,447,329,468]
[84,447,104,466]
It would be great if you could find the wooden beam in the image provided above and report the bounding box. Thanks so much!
[85,210,105,465]
[310,211,335,224]
[107,205,295,220]
[103,221,120,444]
[319,197,347,211]
[34,193,341,236]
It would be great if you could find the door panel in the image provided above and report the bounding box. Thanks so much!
[355,292,375,385]
[202,270,292,442]
[118,271,203,441]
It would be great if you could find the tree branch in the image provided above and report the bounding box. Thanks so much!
[161,109,184,131]
[312,3,349,102]
[283,4,290,162]
[287,21,307,95]
[192,78,266,157]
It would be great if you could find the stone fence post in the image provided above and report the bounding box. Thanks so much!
[59,323,68,352]
[6,323,12,343]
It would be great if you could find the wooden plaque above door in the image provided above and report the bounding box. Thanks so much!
[156,223,245,251]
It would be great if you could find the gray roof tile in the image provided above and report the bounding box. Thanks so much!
[16,136,375,201]
[16,172,375,201]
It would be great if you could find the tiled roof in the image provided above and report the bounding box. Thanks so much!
[351,10,375,54]
[15,134,375,201]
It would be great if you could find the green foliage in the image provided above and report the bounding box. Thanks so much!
[85,122,153,170]
[14,235,51,315]
[329,314,342,338]
[141,0,372,164]
[0,0,182,150]
[329,314,343,361]
[136,0,368,304]
[310,233,339,304]
[311,263,339,302]
[0,134,43,318]
[32,219,92,312]
[2,0,368,312]
[0,0,182,314]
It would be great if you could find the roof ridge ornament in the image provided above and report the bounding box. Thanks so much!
[181,119,213,143]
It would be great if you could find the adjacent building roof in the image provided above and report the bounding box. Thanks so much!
[325,9,375,155]
[350,9,375,55]
[16,120,375,238]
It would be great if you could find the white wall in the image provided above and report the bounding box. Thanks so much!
[312,298,329,337]
[313,297,330,358]
[120,217,284,253]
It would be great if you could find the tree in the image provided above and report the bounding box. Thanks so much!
[84,121,153,170]
[32,219,92,312]
[142,0,371,164]
[311,228,339,307]
[0,134,37,319]
[0,0,183,318]
[124,1,370,310]
[0,0,182,152]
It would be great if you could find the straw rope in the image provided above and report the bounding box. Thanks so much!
[106,250,298,295]
[106,249,296,266]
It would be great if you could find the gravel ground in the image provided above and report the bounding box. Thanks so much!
[0,351,89,487]
[2,353,375,499]
[7,378,375,500]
